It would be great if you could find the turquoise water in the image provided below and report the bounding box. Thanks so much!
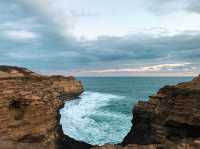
[60,77,192,145]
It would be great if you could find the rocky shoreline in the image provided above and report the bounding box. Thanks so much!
[0,66,200,149]
[0,66,89,149]
[96,75,200,149]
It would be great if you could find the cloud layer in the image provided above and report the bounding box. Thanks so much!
[0,0,200,76]
[148,0,200,14]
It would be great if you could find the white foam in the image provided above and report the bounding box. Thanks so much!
[60,91,132,145]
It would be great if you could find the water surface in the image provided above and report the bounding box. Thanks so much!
[60,77,192,145]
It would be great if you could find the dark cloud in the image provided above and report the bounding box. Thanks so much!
[186,0,200,13]
[0,1,200,74]
[147,0,200,14]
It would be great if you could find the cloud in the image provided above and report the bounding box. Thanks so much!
[70,9,101,18]
[3,30,38,41]
[142,63,191,71]
[147,0,200,14]
[0,0,200,75]
[186,0,200,13]
[79,30,200,64]
[16,0,98,38]
[78,63,192,73]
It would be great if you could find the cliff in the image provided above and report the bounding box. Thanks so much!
[94,75,200,149]
[0,66,90,149]
[1,65,200,149]
[122,75,200,146]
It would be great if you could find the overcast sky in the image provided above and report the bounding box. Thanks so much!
[0,0,200,76]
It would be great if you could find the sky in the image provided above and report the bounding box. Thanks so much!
[0,0,200,76]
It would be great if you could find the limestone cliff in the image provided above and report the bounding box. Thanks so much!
[120,75,200,148]
[94,75,200,149]
[0,66,89,149]
[1,65,200,149]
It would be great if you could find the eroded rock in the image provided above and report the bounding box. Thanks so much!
[121,75,200,148]
[0,66,87,149]
[1,66,200,149]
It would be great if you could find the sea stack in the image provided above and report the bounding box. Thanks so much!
[0,66,90,149]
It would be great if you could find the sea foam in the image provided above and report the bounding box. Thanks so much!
[60,91,132,145]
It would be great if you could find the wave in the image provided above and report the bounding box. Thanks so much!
[59,91,132,145]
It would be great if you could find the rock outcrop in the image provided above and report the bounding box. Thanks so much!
[0,66,90,149]
[1,65,200,149]
[94,75,200,149]
[120,75,200,148]
[92,141,200,149]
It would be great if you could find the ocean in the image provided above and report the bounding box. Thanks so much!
[60,77,192,145]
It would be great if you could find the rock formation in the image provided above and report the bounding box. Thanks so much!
[0,66,90,149]
[122,75,200,146]
[94,75,200,149]
[1,65,200,149]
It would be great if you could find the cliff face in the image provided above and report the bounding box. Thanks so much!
[94,75,200,149]
[120,75,200,148]
[1,65,200,149]
[0,66,89,149]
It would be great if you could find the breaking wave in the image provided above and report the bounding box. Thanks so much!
[60,91,132,145]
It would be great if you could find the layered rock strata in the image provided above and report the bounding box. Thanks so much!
[122,75,200,146]
[0,66,90,149]
[95,75,200,149]
[1,65,200,149]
